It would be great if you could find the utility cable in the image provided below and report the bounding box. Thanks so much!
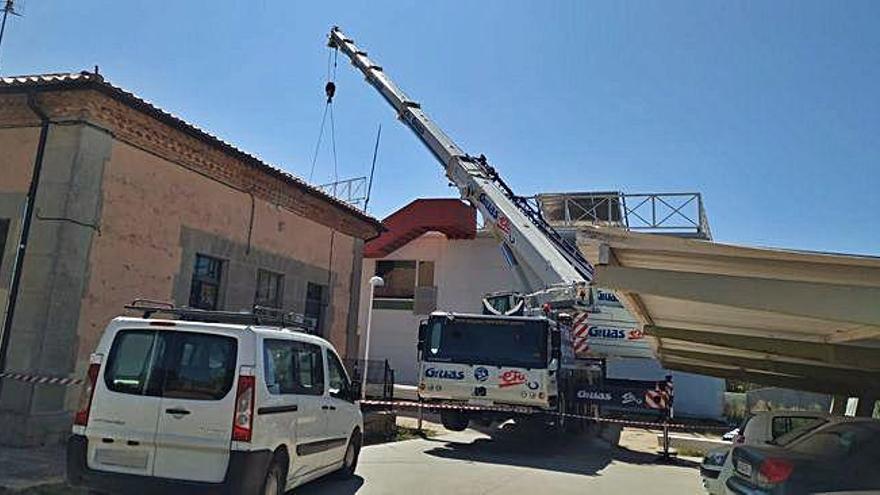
[310,47,341,184]
[308,102,330,183]
[329,100,339,184]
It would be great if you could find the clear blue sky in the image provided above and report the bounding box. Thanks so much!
[3,1,878,255]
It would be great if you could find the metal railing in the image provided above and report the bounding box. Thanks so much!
[317,176,368,210]
[343,358,394,402]
[534,192,712,240]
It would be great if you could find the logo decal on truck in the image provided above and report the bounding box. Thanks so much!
[576,390,612,401]
[586,326,645,341]
[478,193,515,244]
[425,368,465,380]
[499,370,528,388]
[596,289,622,306]
[621,392,643,406]
[474,367,489,382]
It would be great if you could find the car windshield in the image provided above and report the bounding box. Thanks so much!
[424,317,548,369]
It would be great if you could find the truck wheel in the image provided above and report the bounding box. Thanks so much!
[440,410,469,432]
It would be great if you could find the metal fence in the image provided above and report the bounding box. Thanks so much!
[316,176,368,211]
[533,192,712,240]
[343,358,394,401]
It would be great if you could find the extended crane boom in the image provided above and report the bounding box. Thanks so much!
[328,27,594,308]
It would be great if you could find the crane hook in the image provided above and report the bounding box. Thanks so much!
[325,81,336,103]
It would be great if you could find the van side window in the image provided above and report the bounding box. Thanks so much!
[264,340,324,396]
[326,351,351,400]
[104,330,162,395]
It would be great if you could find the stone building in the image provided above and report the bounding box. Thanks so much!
[0,71,382,445]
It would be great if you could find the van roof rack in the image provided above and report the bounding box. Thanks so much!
[124,299,317,332]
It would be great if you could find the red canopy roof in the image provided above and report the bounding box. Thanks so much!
[365,199,476,258]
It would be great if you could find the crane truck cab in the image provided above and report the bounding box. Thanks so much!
[416,312,597,432]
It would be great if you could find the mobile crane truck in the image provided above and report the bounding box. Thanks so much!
[329,27,606,432]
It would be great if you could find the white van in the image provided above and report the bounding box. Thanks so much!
[67,306,363,495]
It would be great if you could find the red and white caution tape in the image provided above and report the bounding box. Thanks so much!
[0,371,84,386]
[360,398,729,431]
[361,399,535,415]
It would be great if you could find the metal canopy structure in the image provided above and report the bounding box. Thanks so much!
[575,227,880,397]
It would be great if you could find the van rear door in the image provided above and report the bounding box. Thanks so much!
[152,330,239,483]
[86,329,165,476]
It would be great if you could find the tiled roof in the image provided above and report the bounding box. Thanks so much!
[0,71,382,230]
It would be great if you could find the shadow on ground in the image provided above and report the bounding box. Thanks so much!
[423,421,698,476]
[293,474,365,495]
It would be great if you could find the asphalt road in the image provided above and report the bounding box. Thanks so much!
[296,424,703,495]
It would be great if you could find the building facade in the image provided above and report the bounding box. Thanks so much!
[358,198,724,419]
[0,72,381,445]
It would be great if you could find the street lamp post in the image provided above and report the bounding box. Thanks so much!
[361,275,384,400]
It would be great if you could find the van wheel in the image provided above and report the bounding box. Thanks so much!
[261,459,284,495]
[335,430,362,478]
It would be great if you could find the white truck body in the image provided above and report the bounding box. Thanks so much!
[419,363,555,409]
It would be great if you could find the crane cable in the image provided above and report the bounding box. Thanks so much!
[308,48,340,183]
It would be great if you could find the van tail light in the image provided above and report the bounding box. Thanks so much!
[232,375,255,442]
[74,363,101,426]
[758,458,794,484]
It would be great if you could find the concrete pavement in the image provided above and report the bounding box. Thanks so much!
[298,423,703,495]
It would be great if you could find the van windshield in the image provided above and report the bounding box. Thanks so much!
[424,317,547,369]
[104,330,237,400]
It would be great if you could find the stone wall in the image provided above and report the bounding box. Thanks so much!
[0,122,110,445]
[0,126,41,334]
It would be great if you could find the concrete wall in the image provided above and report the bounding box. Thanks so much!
[746,387,832,413]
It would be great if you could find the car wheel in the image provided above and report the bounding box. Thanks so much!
[335,430,362,478]
[262,459,284,495]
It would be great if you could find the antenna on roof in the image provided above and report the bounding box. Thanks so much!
[364,123,382,213]
[0,0,22,75]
